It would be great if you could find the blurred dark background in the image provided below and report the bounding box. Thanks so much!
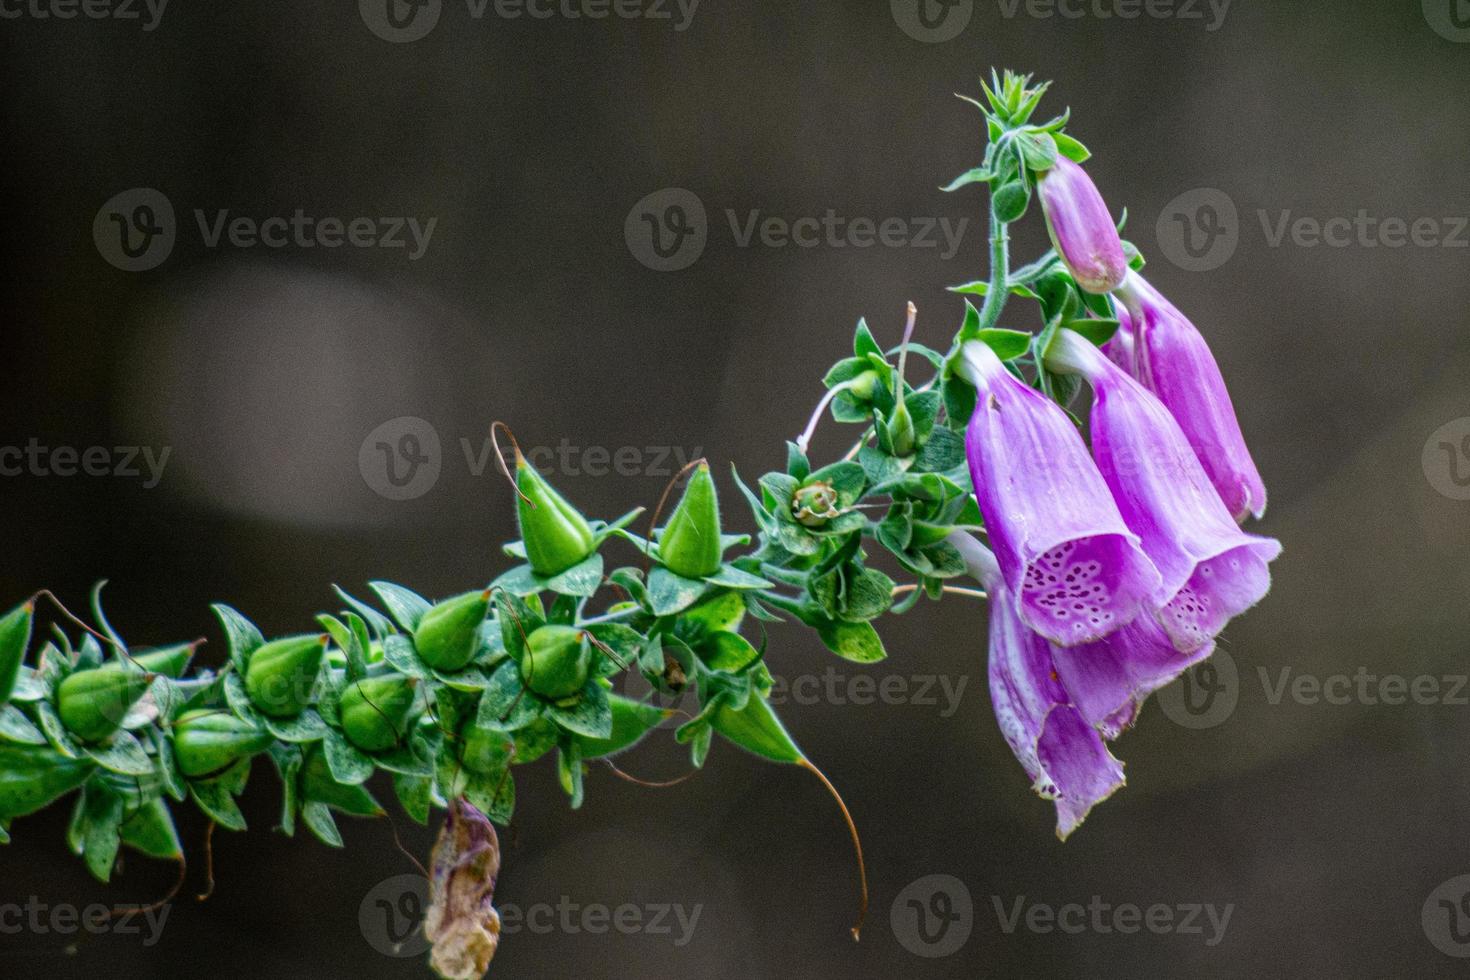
[4,1,1470,977]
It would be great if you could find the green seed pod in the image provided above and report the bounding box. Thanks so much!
[658,462,723,578]
[301,745,383,816]
[119,797,183,860]
[415,590,492,672]
[517,458,596,577]
[0,600,34,708]
[245,634,328,717]
[574,694,668,759]
[0,743,95,819]
[339,675,420,753]
[171,709,274,778]
[460,721,515,776]
[56,666,154,743]
[884,397,917,457]
[711,693,803,764]
[128,643,196,679]
[848,369,881,402]
[520,625,592,700]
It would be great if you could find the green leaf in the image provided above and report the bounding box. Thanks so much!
[703,566,774,590]
[840,569,896,623]
[853,318,881,359]
[543,553,605,598]
[323,729,375,786]
[301,801,342,847]
[711,694,803,764]
[476,661,541,733]
[368,582,432,632]
[703,631,762,673]
[646,567,709,617]
[940,166,994,192]
[463,769,516,824]
[189,776,247,831]
[211,604,264,674]
[393,773,432,825]
[993,178,1031,223]
[816,620,888,664]
[84,730,153,776]
[544,682,613,740]
[1015,130,1059,171]
[1063,318,1121,348]
[1053,131,1091,163]
[0,704,46,745]
[976,328,1033,361]
[491,564,541,598]
[80,785,124,882]
[332,587,395,638]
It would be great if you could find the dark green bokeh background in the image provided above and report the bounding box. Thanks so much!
[4,1,1470,976]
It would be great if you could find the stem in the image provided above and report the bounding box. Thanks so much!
[891,584,988,600]
[975,202,1011,335]
[798,756,868,942]
[795,381,857,455]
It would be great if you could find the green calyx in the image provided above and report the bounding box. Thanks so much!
[520,625,592,700]
[0,744,95,820]
[57,666,154,743]
[301,745,383,816]
[245,634,328,717]
[517,458,596,577]
[658,462,724,578]
[712,692,804,764]
[339,675,420,753]
[791,480,843,528]
[171,709,275,778]
[848,369,881,402]
[119,798,183,861]
[0,601,34,708]
[460,721,515,776]
[574,694,668,760]
[129,643,196,679]
[414,590,492,672]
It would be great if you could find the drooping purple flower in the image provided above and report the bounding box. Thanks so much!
[1101,298,1136,375]
[1036,156,1129,295]
[1048,327,1281,652]
[1049,614,1215,739]
[425,798,502,980]
[1117,271,1268,522]
[951,533,1124,840]
[960,339,1161,647]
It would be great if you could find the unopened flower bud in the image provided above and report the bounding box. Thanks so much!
[516,459,596,577]
[339,675,420,753]
[171,709,275,778]
[245,634,328,717]
[520,625,592,700]
[415,590,492,673]
[1037,156,1128,294]
[657,462,723,578]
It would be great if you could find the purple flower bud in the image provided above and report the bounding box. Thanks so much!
[1117,272,1268,521]
[1036,157,1128,294]
[953,537,1123,840]
[1048,328,1281,652]
[959,340,1161,647]
[425,798,502,980]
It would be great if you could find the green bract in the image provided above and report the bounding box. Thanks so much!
[245,634,327,717]
[516,458,596,576]
[0,744,94,819]
[0,601,35,708]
